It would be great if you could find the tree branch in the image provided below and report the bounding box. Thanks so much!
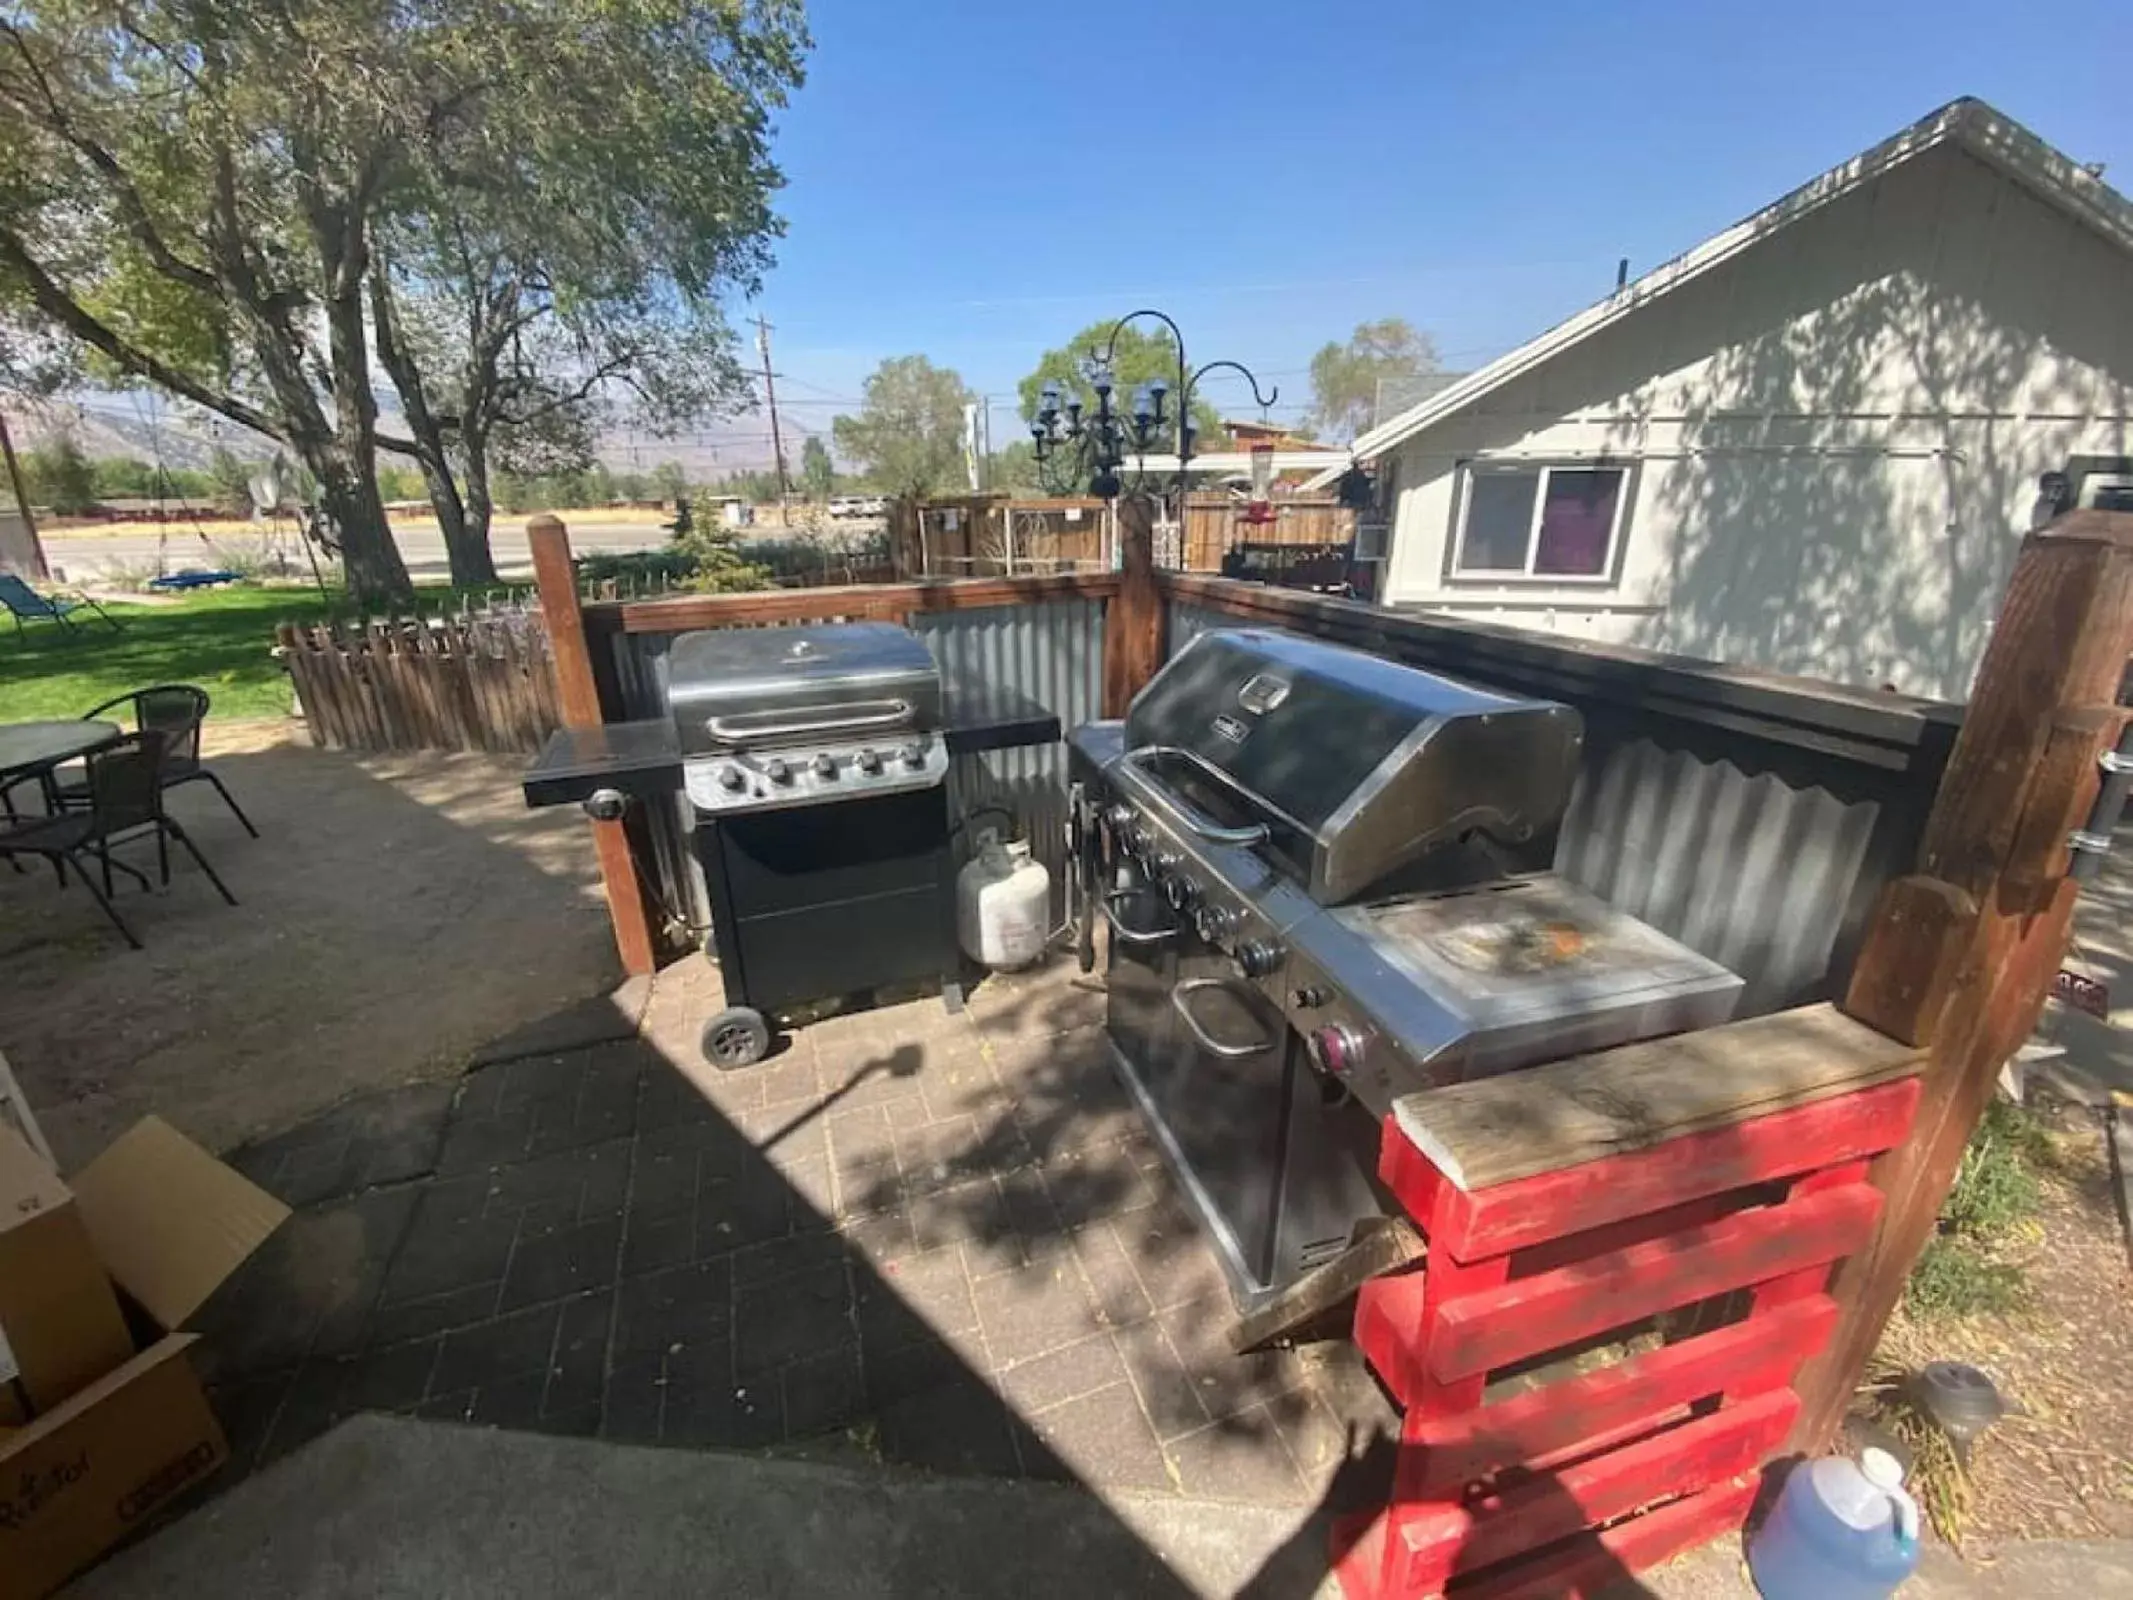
[0,223,283,440]
[492,349,636,429]
[0,20,219,296]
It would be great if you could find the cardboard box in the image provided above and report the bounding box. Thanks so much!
[0,1125,133,1423]
[0,1339,227,1600]
[0,1115,288,1600]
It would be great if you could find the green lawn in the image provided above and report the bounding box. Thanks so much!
[0,585,340,721]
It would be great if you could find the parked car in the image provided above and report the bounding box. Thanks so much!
[829,495,888,519]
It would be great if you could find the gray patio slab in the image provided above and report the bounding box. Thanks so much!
[70,1413,1341,1599]
[189,955,1394,1518]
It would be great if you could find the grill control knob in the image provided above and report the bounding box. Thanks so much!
[1307,1024,1366,1078]
[717,764,746,793]
[1164,874,1200,912]
[1104,803,1135,830]
[812,752,838,778]
[764,757,793,785]
[899,742,925,768]
[856,748,882,775]
[1151,849,1183,876]
[1194,903,1238,944]
[1235,939,1285,979]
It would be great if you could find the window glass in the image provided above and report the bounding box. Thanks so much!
[1459,472,1537,570]
[1533,469,1622,576]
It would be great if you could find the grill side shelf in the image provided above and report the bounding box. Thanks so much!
[522,720,682,809]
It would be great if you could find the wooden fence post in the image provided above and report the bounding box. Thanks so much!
[1793,508,2133,1449]
[1102,494,1164,717]
[528,513,662,979]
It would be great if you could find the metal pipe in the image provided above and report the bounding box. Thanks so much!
[2069,715,2133,883]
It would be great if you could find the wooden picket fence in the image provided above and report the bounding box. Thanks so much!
[275,611,562,754]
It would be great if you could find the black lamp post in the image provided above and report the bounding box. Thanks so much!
[1029,309,1278,500]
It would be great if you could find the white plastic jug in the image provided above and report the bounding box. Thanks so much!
[957,835,1050,970]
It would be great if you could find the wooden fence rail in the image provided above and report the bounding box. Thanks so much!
[275,612,562,754]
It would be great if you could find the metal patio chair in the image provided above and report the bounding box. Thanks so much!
[54,685,259,837]
[0,731,238,949]
[0,573,123,639]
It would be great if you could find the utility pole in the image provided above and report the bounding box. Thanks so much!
[754,315,790,504]
[0,409,50,579]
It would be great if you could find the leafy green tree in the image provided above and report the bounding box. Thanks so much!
[209,446,256,515]
[832,356,973,500]
[653,461,690,503]
[799,434,834,500]
[90,457,157,499]
[0,0,807,600]
[375,463,427,503]
[1307,318,1442,441]
[988,440,1043,495]
[23,433,96,513]
[1017,321,1223,458]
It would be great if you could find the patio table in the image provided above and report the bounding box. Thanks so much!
[0,719,123,810]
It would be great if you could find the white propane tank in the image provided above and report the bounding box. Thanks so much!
[957,835,1050,970]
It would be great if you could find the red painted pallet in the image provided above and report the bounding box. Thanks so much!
[1337,1074,1922,1600]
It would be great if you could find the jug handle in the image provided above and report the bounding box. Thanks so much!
[1888,1485,1920,1554]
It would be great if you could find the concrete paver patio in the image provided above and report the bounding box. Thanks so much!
[192,949,1397,1528]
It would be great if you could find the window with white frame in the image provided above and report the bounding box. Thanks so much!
[1450,462,1628,579]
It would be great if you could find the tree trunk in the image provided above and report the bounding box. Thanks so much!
[459,426,498,582]
[312,198,411,605]
[312,451,406,601]
[371,272,496,587]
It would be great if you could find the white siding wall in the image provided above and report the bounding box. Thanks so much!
[1381,142,2133,700]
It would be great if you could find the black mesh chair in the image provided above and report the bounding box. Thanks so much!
[56,685,258,837]
[0,731,238,949]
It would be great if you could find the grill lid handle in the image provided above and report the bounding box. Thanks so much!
[1111,746,1270,848]
[703,699,913,745]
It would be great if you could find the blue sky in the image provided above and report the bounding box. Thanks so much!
[748,0,2127,454]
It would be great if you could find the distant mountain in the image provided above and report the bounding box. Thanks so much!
[3,396,274,470]
[4,391,817,483]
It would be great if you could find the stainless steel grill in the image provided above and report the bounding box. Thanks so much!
[670,623,950,816]
[1069,628,1742,1309]
[523,620,1059,1069]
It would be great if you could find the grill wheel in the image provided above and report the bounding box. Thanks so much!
[700,1005,771,1070]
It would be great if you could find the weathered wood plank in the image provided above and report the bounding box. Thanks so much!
[529,514,661,977]
[588,571,1120,636]
[1795,510,2133,1454]
[1426,1184,1881,1384]
[1397,1296,1836,1494]
[1389,1390,1796,1591]
[1448,1476,1760,1600]
[1103,495,1163,718]
[1389,1002,1923,1193]
[1386,1077,1920,1262]
[1841,875,1979,1047]
[1229,1216,1422,1354]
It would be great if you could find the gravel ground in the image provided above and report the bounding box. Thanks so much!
[0,720,619,1166]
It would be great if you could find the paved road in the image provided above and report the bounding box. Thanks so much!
[43,519,672,587]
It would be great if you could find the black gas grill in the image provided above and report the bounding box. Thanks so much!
[524,621,1058,1068]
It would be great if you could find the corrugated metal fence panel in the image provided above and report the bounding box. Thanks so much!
[1555,738,1885,1015]
[606,599,1105,938]
[1164,597,1924,1018]
[1168,601,1229,659]
[917,598,1106,926]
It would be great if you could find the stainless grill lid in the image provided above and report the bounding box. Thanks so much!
[668,622,943,755]
[1122,629,1583,902]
